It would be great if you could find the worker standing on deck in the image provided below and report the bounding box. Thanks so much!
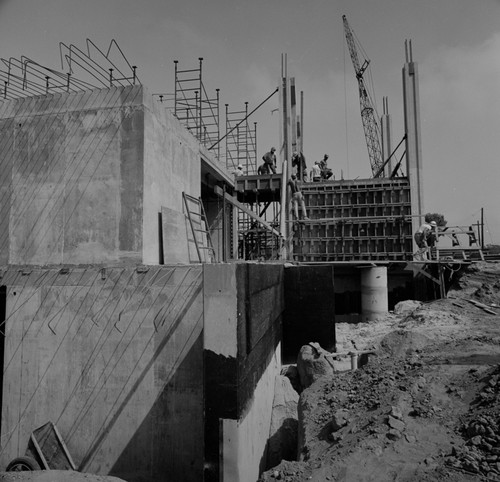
[319,154,333,180]
[414,220,437,260]
[262,147,277,174]
[310,161,322,182]
[288,174,309,221]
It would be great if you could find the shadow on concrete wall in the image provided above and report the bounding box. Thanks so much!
[0,266,204,481]
[76,279,204,481]
[260,417,298,473]
[109,332,204,482]
[283,265,335,361]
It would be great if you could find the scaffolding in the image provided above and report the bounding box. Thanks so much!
[156,58,221,159]
[225,103,257,172]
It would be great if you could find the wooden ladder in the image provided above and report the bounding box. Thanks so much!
[182,192,217,263]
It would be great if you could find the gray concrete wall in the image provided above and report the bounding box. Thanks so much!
[0,87,145,265]
[283,265,335,358]
[203,263,284,482]
[0,265,204,482]
[0,85,212,266]
[142,92,201,264]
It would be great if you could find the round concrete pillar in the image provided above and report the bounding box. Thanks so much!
[360,266,388,321]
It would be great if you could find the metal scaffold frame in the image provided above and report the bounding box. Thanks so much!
[153,58,222,159]
[225,103,257,172]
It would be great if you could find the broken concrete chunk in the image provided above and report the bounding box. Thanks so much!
[296,344,335,389]
[387,415,405,432]
[390,405,403,420]
[386,429,402,440]
[394,300,423,314]
[330,410,349,432]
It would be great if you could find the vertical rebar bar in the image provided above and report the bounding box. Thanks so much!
[254,122,257,172]
[243,102,247,172]
[198,58,203,142]
[216,88,220,160]
[174,60,178,117]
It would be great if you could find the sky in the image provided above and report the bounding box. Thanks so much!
[0,0,499,244]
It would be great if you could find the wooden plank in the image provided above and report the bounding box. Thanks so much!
[466,299,498,315]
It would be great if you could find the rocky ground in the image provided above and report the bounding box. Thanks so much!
[261,261,500,482]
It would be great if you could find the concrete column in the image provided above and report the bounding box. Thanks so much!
[360,266,388,321]
[402,40,424,248]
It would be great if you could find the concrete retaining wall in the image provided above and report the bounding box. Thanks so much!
[0,265,204,481]
[204,263,284,482]
[0,263,286,482]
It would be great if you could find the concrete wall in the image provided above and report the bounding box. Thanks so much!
[283,265,335,359]
[203,263,284,482]
[0,265,204,482]
[142,92,201,264]
[0,85,211,266]
[0,87,145,265]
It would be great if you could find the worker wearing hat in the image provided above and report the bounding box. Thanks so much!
[232,163,244,177]
[262,147,277,174]
[414,220,437,260]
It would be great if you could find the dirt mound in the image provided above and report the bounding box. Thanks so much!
[260,261,500,482]
[378,329,433,358]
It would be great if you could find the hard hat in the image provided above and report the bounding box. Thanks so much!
[271,146,276,152]
[430,221,437,226]
[237,164,243,169]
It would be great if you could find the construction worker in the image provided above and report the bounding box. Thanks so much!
[262,147,277,174]
[292,151,308,182]
[414,220,437,260]
[310,161,322,182]
[319,154,333,180]
[288,174,309,221]
[232,164,244,177]
[257,162,270,175]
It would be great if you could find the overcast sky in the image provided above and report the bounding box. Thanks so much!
[0,0,499,244]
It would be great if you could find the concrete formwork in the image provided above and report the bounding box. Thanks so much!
[294,178,413,262]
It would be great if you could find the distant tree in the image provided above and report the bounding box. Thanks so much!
[424,213,447,227]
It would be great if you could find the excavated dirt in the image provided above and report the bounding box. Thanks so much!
[260,261,500,482]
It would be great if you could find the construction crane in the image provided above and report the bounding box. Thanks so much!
[342,15,384,178]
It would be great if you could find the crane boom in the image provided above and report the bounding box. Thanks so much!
[342,15,384,178]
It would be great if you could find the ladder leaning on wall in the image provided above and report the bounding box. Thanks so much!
[182,192,217,263]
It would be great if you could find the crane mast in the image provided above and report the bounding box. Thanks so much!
[342,15,384,178]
